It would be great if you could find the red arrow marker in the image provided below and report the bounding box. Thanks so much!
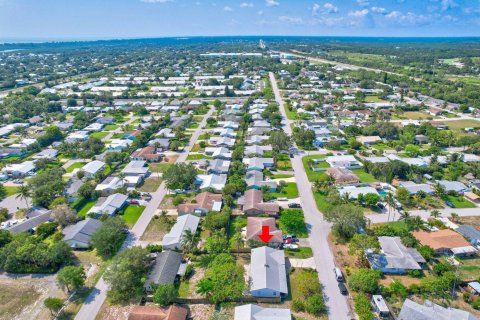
[258,226,273,243]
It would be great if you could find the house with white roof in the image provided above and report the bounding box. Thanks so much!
[2,161,35,177]
[338,186,379,200]
[107,139,132,151]
[66,131,89,143]
[162,214,200,250]
[195,174,227,191]
[326,155,362,169]
[79,160,105,178]
[84,123,104,132]
[87,193,128,216]
[250,246,288,298]
[95,176,124,195]
[234,304,291,320]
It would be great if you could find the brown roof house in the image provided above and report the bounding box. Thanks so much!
[413,229,478,257]
[176,192,222,217]
[131,146,162,162]
[326,167,359,185]
[238,189,279,216]
[246,217,283,248]
[128,305,188,320]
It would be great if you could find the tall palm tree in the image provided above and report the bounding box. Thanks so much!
[181,229,199,254]
[16,185,31,211]
[430,209,441,219]
[117,173,126,187]
[398,210,411,221]
[385,192,395,222]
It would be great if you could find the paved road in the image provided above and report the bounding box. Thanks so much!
[269,72,353,320]
[74,108,214,320]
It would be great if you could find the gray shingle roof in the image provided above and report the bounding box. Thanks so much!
[145,251,183,289]
[456,225,480,242]
[398,299,478,320]
[62,218,103,247]
[250,246,288,295]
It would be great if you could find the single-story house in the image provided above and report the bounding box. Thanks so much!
[62,218,103,249]
[64,179,83,202]
[366,236,425,274]
[250,246,288,298]
[7,208,51,233]
[108,139,132,151]
[95,176,124,195]
[84,123,104,132]
[145,250,184,292]
[209,136,235,148]
[398,299,477,320]
[204,147,232,160]
[177,192,222,216]
[413,229,478,257]
[398,181,435,196]
[326,167,359,185]
[2,161,35,177]
[79,160,105,178]
[356,135,382,146]
[195,174,227,191]
[207,159,231,174]
[238,189,279,216]
[243,157,274,172]
[456,225,480,246]
[338,186,379,200]
[244,145,272,157]
[246,135,269,145]
[325,155,362,169]
[128,305,188,320]
[162,214,200,250]
[437,180,470,195]
[32,149,58,160]
[246,217,283,247]
[130,146,162,162]
[245,171,277,191]
[65,131,89,143]
[87,193,128,216]
[234,304,291,320]
[147,138,170,151]
[121,160,150,178]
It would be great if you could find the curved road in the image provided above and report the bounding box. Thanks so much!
[269,72,353,320]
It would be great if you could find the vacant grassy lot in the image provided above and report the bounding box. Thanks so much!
[76,199,96,217]
[0,279,42,320]
[90,131,109,139]
[272,174,294,179]
[66,162,86,173]
[186,154,212,161]
[279,209,308,238]
[393,111,432,120]
[140,215,174,241]
[351,168,378,183]
[457,257,480,281]
[120,205,145,227]
[302,155,328,182]
[457,216,480,229]
[4,186,18,197]
[138,177,162,192]
[271,182,299,199]
[313,192,332,213]
[285,246,313,259]
[445,119,480,131]
[103,124,119,131]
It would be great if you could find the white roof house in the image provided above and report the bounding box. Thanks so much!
[250,246,288,298]
[326,155,363,169]
[2,161,35,177]
[195,174,227,191]
[162,214,200,250]
[339,186,379,199]
[80,160,105,177]
[66,131,89,143]
[95,176,124,193]
[87,193,128,216]
[107,139,132,150]
[121,160,150,177]
[84,123,104,132]
[234,304,291,320]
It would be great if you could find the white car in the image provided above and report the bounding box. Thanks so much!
[283,243,299,250]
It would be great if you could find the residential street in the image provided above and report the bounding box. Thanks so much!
[269,72,353,320]
[74,107,214,320]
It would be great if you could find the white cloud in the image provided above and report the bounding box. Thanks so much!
[223,6,233,11]
[312,2,338,15]
[140,0,173,3]
[266,0,279,7]
[441,0,458,11]
[323,3,339,13]
[356,0,370,6]
[349,9,369,17]
[385,11,401,19]
[279,15,304,24]
[240,2,254,8]
[371,7,387,14]
[312,3,321,15]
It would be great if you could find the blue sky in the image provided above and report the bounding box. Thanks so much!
[0,0,479,40]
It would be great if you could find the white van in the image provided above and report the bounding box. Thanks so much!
[334,267,344,282]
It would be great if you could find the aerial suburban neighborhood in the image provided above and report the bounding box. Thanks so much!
[1,7,480,320]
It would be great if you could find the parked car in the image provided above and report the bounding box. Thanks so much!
[13,179,24,184]
[288,203,301,208]
[129,200,140,205]
[334,267,344,282]
[174,189,187,194]
[283,243,299,250]
[445,201,455,208]
[277,197,288,201]
[283,238,293,244]
[377,203,385,210]
[289,153,294,158]
[338,282,348,295]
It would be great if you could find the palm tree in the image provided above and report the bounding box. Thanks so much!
[430,209,441,219]
[450,212,459,223]
[181,229,199,254]
[385,193,395,222]
[16,185,31,211]
[117,173,126,187]
[399,210,411,221]
[231,233,243,252]
[196,279,213,298]
[409,216,424,230]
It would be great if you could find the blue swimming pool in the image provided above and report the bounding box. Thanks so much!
[378,191,388,197]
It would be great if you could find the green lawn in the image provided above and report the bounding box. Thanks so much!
[76,199,96,217]
[186,153,212,161]
[302,155,328,182]
[444,195,476,209]
[457,257,480,281]
[351,169,378,183]
[112,133,125,139]
[313,192,332,213]
[66,162,86,173]
[90,132,109,139]
[285,246,313,259]
[120,205,145,227]
[4,186,19,197]
[279,209,308,238]
[271,182,299,199]
[103,124,119,131]
[148,162,172,173]
[272,174,294,179]
[364,95,385,103]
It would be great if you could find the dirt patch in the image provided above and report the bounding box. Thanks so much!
[457,216,480,229]
[188,304,214,320]
[140,216,174,242]
[380,275,422,287]
[95,301,134,320]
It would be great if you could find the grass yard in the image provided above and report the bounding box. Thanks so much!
[445,120,480,132]
[393,111,433,120]
[351,169,378,183]
[111,133,125,139]
[138,177,162,192]
[272,174,294,179]
[186,153,212,161]
[90,131,109,139]
[103,124,119,131]
[443,195,477,209]
[76,199,96,218]
[285,246,313,259]
[457,257,480,281]
[120,205,145,227]
[4,185,18,197]
[271,182,299,199]
[302,155,328,182]
[140,215,174,241]
[279,209,308,238]
[148,162,172,173]
[313,192,332,213]
[66,162,86,173]
[364,95,385,103]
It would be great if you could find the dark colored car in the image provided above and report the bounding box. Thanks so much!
[377,203,385,210]
[288,203,301,208]
[289,153,294,158]
[338,282,348,295]
[445,201,455,208]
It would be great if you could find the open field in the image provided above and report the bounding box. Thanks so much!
[445,119,480,131]
[140,215,173,242]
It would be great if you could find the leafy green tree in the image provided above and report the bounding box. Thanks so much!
[57,266,86,292]
[205,234,228,255]
[103,247,150,303]
[28,168,65,208]
[16,185,31,210]
[0,184,7,200]
[0,208,8,223]
[0,229,13,247]
[163,163,197,191]
[304,294,326,316]
[348,268,382,294]
[269,130,291,152]
[44,297,64,317]
[35,222,58,239]
[348,234,380,258]
[354,294,374,320]
[364,193,380,206]
[323,204,365,240]
[91,217,127,259]
[153,284,178,307]
[396,187,409,203]
[181,229,199,254]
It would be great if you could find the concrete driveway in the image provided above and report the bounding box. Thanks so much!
[0,194,31,214]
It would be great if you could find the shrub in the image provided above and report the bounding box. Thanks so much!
[292,299,305,312]
[304,293,326,315]
[354,294,375,320]
[348,269,382,294]
[472,299,480,310]
[172,195,184,206]
[146,244,162,253]
[153,284,178,307]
